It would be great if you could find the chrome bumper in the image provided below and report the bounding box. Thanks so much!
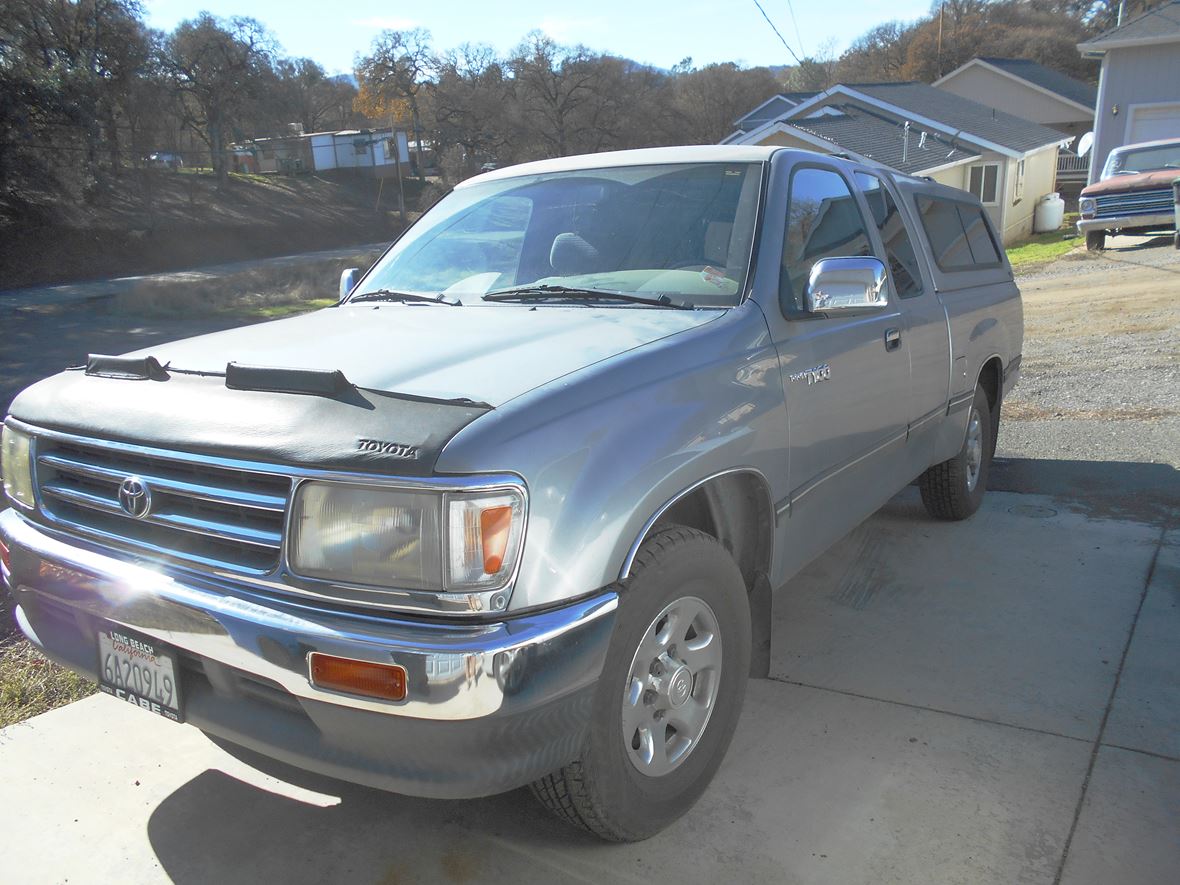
[1076,211,1175,233]
[1,507,617,721]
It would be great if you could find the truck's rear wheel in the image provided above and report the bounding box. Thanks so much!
[1086,230,1106,251]
[919,385,993,521]
[530,526,750,842]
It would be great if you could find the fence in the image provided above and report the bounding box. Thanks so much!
[1057,151,1090,184]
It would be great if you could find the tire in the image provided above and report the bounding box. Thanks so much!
[919,385,993,521]
[1086,230,1106,251]
[530,526,751,842]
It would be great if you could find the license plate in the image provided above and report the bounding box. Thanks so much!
[97,625,183,723]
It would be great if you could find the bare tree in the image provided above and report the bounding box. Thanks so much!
[837,22,913,82]
[273,58,355,134]
[672,63,783,144]
[163,13,274,184]
[432,43,513,173]
[355,28,434,174]
[508,32,605,158]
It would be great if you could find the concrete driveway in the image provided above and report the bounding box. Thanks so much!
[2,473,1176,885]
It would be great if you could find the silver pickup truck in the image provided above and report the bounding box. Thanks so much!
[1,146,1021,841]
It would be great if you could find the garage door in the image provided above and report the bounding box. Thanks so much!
[1128,103,1180,144]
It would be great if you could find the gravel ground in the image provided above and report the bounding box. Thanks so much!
[998,234,1180,469]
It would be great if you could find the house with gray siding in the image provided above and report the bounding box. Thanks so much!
[1078,1,1180,183]
[722,82,1067,244]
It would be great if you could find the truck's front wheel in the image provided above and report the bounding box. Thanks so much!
[1086,230,1106,251]
[531,526,750,841]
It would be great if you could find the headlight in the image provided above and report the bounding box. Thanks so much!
[1079,198,1096,219]
[289,481,525,593]
[1,424,35,510]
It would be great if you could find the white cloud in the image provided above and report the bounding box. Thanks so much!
[352,16,418,30]
[539,16,604,42]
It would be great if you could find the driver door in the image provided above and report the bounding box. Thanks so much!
[769,163,911,572]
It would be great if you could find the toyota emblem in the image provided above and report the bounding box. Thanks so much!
[117,476,152,519]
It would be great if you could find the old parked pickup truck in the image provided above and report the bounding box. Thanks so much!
[1,146,1021,841]
[1078,137,1180,250]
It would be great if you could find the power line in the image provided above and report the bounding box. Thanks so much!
[783,0,807,60]
[751,0,804,65]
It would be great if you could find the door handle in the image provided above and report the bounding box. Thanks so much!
[884,328,902,351]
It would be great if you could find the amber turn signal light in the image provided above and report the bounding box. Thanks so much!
[308,653,407,701]
[480,505,513,574]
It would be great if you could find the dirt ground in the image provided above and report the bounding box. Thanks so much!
[997,235,1180,469]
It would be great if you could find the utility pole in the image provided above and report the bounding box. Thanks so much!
[937,2,944,78]
[391,112,407,226]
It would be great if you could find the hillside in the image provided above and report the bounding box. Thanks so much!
[0,170,423,290]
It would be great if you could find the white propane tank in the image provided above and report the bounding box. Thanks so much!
[1034,192,1065,233]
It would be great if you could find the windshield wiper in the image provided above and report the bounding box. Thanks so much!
[482,284,692,309]
[349,288,461,306]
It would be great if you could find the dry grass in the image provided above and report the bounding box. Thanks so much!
[0,636,93,729]
[109,253,378,319]
[1003,401,1179,422]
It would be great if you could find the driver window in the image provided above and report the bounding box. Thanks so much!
[780,167,873,316]
[391,195,533,295]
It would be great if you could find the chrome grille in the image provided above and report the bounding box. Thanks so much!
[34,437,292,573]
[1094,188,1174,219]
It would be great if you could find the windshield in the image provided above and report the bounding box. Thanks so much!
[1102,142,1180,179]
[350,162,764,308]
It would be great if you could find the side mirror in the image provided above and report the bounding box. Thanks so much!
[805,257,889,313]
[339,267,360,300]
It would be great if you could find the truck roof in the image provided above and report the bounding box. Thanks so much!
[459,145,785,187]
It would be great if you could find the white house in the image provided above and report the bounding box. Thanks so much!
[247,129,410,176]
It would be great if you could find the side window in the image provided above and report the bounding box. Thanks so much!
[854,172,924,299]
[967,163,999,205]
[958,205,1001,265]
[916,196,1002,272]
[780,167,873,314]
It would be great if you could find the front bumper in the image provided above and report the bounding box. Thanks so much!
[0,508,618,798]
[1076,211,1176,233]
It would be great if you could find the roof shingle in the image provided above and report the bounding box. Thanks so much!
[736,92,817,129]
[834,82,1068,154]
[788,103,980,174]
[1080,1,1180,49]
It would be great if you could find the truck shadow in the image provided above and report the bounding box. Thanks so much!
[145,750,626,885]
[141,457,1177,884]
[989,456,1179,525]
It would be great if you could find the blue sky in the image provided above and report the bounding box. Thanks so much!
[142,0,933,76]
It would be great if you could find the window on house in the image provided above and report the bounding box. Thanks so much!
[967,163,999,205]
[354,139,368,156]
[1014,159,1025,202]
[916,196,1002,272]
[854,172,924,299]
[780,166,873,315]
